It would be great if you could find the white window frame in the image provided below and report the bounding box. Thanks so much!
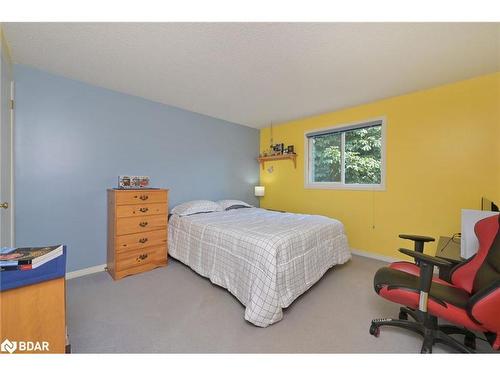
[304,117,386,191]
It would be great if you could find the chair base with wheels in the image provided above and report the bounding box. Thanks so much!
[369,214,500,353]
[370,310,478,353]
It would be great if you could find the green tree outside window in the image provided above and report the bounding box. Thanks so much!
[311,125,382,184]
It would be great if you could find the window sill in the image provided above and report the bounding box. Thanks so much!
[304,182,386,191]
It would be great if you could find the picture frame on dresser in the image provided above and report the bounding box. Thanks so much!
[106,188,169,280]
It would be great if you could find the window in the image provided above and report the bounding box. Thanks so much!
[305,118,386,190]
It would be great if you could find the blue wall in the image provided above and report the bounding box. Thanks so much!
[14,65,259,272]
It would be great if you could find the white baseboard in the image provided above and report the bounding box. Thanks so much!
[66,263,107,280]
[64,250,399,280]
[350,248,401,263]
[64,251,400,280]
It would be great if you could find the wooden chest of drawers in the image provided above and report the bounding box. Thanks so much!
[107,189,168,280]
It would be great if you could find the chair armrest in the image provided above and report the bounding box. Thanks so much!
[399,248,452,268]
[399,234,435,243]
[436,256,462,266]
[399,234,435,256]
[399,248,453,297]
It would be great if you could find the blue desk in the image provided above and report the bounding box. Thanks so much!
[1,246,67,292]
[0,246,67,353]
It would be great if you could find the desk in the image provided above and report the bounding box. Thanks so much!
[435,236,462,280]
[0,277,66,353]
[0,247,67,354]
[436,236,462,261]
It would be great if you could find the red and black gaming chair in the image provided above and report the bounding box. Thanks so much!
[370,214,500,353]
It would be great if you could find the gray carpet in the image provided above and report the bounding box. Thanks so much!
[66,255,488,353]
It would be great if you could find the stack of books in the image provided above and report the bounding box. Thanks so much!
[0,245,64,271]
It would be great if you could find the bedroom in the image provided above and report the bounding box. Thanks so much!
[1,1,499,372]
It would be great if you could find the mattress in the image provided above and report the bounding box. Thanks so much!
[168,207,351,327]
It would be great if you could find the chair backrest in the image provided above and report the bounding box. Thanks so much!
[472,214,500,294]
[451,214,500,294]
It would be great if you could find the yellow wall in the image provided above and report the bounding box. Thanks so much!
[260,72,500,259]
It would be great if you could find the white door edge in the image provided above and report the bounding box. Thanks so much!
[9,79,14,246]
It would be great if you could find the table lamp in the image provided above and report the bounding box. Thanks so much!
[254,186,265,197]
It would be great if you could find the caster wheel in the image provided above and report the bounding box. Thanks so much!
[464,334,476,350]
[399,311,408,320]
[420,346,432,354]
[369,324,380,337]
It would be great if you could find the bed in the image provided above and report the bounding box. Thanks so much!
[168,207,351,327]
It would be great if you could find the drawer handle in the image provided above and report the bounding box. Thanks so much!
[139,207,149,213]
[139,221,148,227]
[139,237,148,243]
[139,195,149,201]
[136,253,148,262]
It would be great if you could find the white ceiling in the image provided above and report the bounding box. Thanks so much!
[3,22,500,128]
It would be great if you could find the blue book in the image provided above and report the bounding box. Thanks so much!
[0,261,19,268]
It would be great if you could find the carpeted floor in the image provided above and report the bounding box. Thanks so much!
[66,255,488,353]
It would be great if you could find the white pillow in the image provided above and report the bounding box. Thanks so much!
[171,200,222,216]
[217,200,253,211]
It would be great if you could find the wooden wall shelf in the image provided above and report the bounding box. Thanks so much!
[257,154,297,170]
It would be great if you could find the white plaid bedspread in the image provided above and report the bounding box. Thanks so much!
[168,208,351,327]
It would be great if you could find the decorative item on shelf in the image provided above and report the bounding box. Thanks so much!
[265,122,294,157]
[119,175,131,188]
[254,186,265,197]
[272,143,285,155]
[118,175,150,189]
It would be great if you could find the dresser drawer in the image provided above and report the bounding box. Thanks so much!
[115,245,166,272]
[116,229,167,253]
[115,190,167,205]
[116,203,167,218]
[116,215,167,235]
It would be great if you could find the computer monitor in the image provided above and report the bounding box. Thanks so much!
[481,197,499,212]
